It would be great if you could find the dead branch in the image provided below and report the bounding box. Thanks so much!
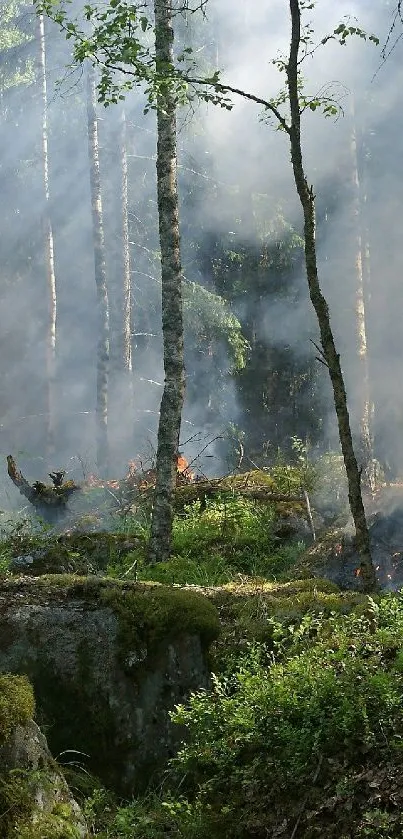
[6,455,80,522]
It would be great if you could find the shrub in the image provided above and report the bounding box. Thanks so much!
[166,597,403,837]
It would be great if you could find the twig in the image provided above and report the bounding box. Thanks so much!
[237,441,244,471]
[303,489,316,542]
[120,559,138,581]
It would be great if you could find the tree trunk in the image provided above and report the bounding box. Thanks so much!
[148,0,185,564]
[120,107,132,376]
[350,99,374,489]
[287,0,376,591]
[38,14,57,468]
[86,64,110,476]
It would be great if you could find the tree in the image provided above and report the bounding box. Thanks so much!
[36,0,187,558]
[86,63,110,476]
[284,0,375,590]
[148,0,185,563]
[349,97,374,488]
[120,106,132,379]
[37,12,57,467]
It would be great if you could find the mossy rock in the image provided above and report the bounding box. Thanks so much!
[7,532,143,577]
[0,577,220,794]
[0,770,84,839]
[0,675,35,744]
[0,675,85,838]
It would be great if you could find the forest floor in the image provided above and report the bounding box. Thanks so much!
[2,459,403,837]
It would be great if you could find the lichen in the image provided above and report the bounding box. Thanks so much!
[0,675,35,744]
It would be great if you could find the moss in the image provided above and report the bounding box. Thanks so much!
[97,581,221,657]
[0,675,35,745]
[13,801,84,838]
[0,770,84,839]
[0,770,35,837]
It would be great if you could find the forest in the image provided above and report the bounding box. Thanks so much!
[2,0,403,838]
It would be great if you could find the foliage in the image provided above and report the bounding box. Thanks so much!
[0,0,35,90]
[183,281,249,372]
[132,491,305,583]
[164,595,403,837]
[35,0,232,110]
[79,594,403,839]
[83,787,203,838]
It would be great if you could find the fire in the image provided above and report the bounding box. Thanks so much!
[177,453,193,479]
[85,453,194,493]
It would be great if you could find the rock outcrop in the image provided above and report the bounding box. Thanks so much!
[0,577,220,793]
[0,673,86,838]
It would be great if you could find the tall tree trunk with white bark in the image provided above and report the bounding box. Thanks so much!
[38,14,57,468]
[86,64,110,476]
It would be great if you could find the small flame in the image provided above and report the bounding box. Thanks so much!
[177,454,194,479]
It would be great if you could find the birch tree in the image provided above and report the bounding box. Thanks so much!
[38,13,57,467]
[148,0,185,563]
[86,64,110,476]
[120,107,132,378]
[349,99,374,488]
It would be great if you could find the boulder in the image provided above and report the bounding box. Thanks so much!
[0,673,86,838]
[0,577,220,794]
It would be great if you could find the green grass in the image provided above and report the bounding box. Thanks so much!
[108,495,306,586]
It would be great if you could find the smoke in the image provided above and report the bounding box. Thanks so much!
[190,0,403,468]
[0,0,402,512]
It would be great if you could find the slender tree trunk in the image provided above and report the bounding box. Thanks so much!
[86,64,110,476]
[38,14,57,468]
[120,107,132,376]
[148,0,185,564]
[287,0,376,591]
[350,99,374,489]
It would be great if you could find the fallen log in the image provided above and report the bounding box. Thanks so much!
[173,478,304,511]
[6,455,80,522]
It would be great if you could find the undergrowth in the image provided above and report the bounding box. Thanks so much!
[82,592,403,839]
[111,495,306,585]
